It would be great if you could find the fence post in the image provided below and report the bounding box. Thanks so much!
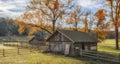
[80,49,83,57]
[119,54,120,63]
[17,47,20,55]
[3,49,5,57]
[97,52,99,59]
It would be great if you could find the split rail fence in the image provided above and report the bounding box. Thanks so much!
[0,48,22,57]
[80,50,120,63]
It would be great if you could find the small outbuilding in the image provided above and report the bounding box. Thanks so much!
[29,31,46,46]
[47,30,98,56]
[29,36,45,46]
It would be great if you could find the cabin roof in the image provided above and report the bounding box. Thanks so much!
[47,30,98,43]
[29,36,45,44]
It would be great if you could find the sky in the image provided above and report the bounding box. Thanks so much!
[77,0,104,9]
[0,0,104,18]
[0,0,29,18]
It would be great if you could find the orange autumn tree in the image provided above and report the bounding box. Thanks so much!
[14,20,27,34]
[94,9,109,41]
[106,0,120,49]
[14,19,52,35]
[15,0,73,35]
[24,0,72,33]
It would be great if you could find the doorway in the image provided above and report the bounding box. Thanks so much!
[64,44,70,55]
[82,43,85,50]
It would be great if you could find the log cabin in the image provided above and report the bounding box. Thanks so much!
[47,30,98,56]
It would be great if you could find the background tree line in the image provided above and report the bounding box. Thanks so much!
[0,17,28,36]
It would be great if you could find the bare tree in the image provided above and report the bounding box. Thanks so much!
[66,7,83,31]
[82,12,91,32]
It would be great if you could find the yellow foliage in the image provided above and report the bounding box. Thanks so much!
[14,20,27,34]
[95,9,106,26]
[28,27,39,35]
[53,0,59,10]
[82,16,88,32]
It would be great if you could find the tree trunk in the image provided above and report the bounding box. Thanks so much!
[115,27,119,50]
[75,21,78,31]
[52,20,55,32]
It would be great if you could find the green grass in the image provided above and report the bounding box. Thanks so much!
[0,49,99,64]
[0,45,107,64]
[98,39,120,55]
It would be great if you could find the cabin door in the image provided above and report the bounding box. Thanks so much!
[64,44,70,55]
[82,43,85,50]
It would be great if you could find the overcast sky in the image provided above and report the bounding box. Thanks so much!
[0,0,29,18]
[0,0,104,18]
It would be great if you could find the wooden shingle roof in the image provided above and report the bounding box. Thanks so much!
[48,30,98,43]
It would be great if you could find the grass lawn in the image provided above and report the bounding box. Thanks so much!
[0,45,108,64]
[98,39,120,55]
[0,52,87,64]
[0,50,109,64]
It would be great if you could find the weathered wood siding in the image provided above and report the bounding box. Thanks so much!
[49,31,71,42]
[49,32,72,54]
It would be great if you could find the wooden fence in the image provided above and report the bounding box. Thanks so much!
[0,48,22,57]
[3,43,49,52]
[80,50,120,63]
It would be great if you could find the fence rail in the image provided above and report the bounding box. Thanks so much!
[80,50,120,63]
[0,48,22,57]
[3,42,48,52]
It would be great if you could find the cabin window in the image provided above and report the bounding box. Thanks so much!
[75,47,79,49]
[90,46,97,50]
[85,46,89,51]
